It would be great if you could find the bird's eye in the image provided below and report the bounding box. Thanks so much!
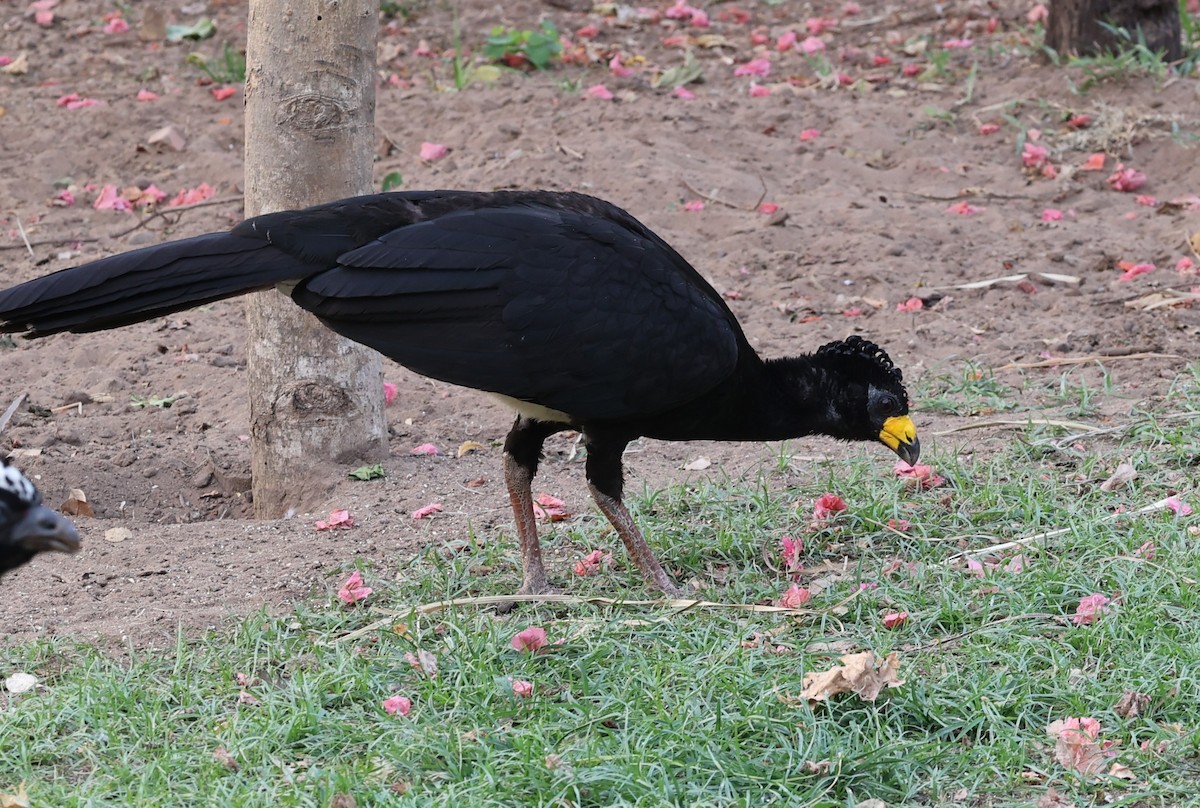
[878,394,900,415]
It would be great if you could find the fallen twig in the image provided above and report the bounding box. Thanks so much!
[996,352,1182,370]
[108,195,244,240]
[931,417,1095,436]
[0,393,28,436]
[0,236,101,252]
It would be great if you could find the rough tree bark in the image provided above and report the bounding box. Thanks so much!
[1046,0,1183,61]
[243,0,387,518]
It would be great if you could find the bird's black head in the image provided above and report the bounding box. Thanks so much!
[0,460,81,577]
[812,335,920,464]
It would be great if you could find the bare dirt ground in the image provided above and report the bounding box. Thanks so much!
[1,0,1197,645]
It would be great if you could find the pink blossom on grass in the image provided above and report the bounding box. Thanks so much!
[1048,716,1117,775]
[383,695,412,716]
[882,611,908,628]
[1107,164,1146,192]
[411,503,442,520]
[777,583,812,608]
[573,549,612,577]
[813,493,848,522]
[779,535,803,573]
[316,509,354,531]
[894,461,946,489]
[337,570,373,605]
[1165,496,1193,516]
[511,679,534,698]
[1133,541,1156,560]
[419,142,449,161]
[533,493,570,521]
[511,626,548,653]
[1071,593,1111,626]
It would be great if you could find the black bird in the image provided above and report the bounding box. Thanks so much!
[0,190,918,596]
[0,460,81,577]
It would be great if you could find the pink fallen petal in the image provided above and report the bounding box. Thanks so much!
[1107,163,1146,192]
[608,55,634,78]
[758,202,780,215]
[1041,208,1064,222]
[1067,114,1092,129]
[411,502,443,520]
[1071,593,1111,626]
[236,690,261,706]
[734,58,771,78]
[806,17,837,34]
[842,308,863,317]
[896,297,924,312]
[511,679,534,698]
[978,122,1001,135]
[1027,3,1049,22]
[882,611,908,628]
[683,199,705,212]
[383,381,398,405]
[779,535,803,573]
[1080,152,1106,171]
[671,86,696,100]
[533,493,570,522]
[842,1,861,14]
[799,128,821,141]
[573,549,612,577]
[1134,194,1158,206]
[894,460,946,489]
[53,189,75,207]
[887,518,911,532]
[92,184,132,213]
[576,24,599,38]
[35,9,54,26]
[813,493,848,522]
[168,183,216,207]
[1117,262,1154,282]
[748,83,771,97]
[1165,496,1193,516]
[1003,555,1028,574]
[511,626,549,653]
[410,443,441,456]
[211,86,236,101]
[419,142,449,161]
[1021,142,1049,168]
[1177,257,1196,274]
[777,583,812,608]
[1133,541,1156,560]
[316,509,355,531]
[136,88,159,102]
[56,93,100,110]
[943,38,974,48]
[799,35,826,54]
[103,17,129,34]
[776,31,797,51]
[945,201,984,216]
[337,570,373,604]
[585,84,614,101]
[383,695,412,716]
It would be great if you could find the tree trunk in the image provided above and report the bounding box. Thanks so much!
[243,0,386,518]
[1046,0,1183,61]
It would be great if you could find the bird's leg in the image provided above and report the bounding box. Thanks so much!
[585,437,686,598]
[502,417,562,597]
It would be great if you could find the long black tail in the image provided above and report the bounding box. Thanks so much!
[0,232,310,337]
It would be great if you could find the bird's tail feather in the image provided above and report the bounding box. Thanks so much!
[0,232,306,336]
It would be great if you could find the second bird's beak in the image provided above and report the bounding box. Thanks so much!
[880,415,921,465]
[12,505,81,557]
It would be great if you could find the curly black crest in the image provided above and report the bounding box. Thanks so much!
[817,335,904,385]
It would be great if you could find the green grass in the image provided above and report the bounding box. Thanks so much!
[4,367,1200,805]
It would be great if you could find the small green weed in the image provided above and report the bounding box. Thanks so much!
[484,21,561,71]
[186,42,246,84]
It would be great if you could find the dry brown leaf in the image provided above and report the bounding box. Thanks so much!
[329,794,357,808]
[212,746,239,771]
[456,440,486,458]
[1113,690,1150,719]
[0,53,29,76]
[1035,788,1075,808]
[1188,230,1200,258]
[1047,718,1116,776]
[60,489,94,517]
[0,782,30,808]
[1098,462,1136,492]
[800,651,904,704]
[1108,762,1135,780]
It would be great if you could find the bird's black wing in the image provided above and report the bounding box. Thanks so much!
[292,203,743,421]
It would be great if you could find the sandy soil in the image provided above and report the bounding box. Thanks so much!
[1,0,1197,645]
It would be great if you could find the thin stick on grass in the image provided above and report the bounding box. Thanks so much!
[931,417,1095,436]
[947,496,1187,560]
[995,352,1181,370]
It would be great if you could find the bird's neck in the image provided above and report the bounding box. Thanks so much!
[636,354,840,442]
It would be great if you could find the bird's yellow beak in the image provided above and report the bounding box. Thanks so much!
[880,415,920,465]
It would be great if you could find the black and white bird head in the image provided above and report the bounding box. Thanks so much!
[0,460,81,577]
